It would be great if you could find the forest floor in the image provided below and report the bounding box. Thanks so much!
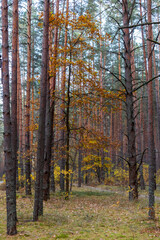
[0,184,160,239]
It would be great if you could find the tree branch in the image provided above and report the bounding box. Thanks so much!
[119,21,160,29]
[101,66,128,94]
[147,38,160,45]
[136,148,148,173]
[132,74,160,93]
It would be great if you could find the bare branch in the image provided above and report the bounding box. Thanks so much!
[132,74,160,93]
[101,66,128,94]
[136,148,148,173]
[119,21,160,29]
[116,155,130,165]
[147,38,160,45]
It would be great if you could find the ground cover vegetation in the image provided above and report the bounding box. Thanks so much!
[0,186,160,239]
[0,0,160,237]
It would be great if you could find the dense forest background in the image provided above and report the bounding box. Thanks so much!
[1,0,160,235]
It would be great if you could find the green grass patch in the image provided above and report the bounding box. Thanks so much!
[71,190,114,197]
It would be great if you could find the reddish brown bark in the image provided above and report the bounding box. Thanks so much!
[152,39,160,169]
[30,40,34,150]
[25,0,32,196]
[147,0,156,219]
[17,36,24,188]
[11,0,19,198]
[139,0,149,164]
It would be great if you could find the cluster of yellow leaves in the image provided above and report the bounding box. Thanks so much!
[49,12,66,27]
[52,164,73,183]
[82,133,110,150]
[82,154,102,172]
[82,154,112,173]
[114,168,129,184]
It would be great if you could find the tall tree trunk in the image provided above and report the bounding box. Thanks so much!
[78,41,83,187]
[17,37,24,188]
[60,0,69,191]
[157,10,160,169]
[30,37,35,160]
[147,0,156,219]
[118,35,124,168]
[152,40,160,170]
[2,0,17,235]
[131,38,145,190]
[122,0,138,200]
[99,5,105,182]
[65,58,71,199]
[43,0,59,201]
[25,0,32,196]
[16,40,19,190]
[33,0,49,221]
[139,0,148,164]
[139,91,145,190]
[11,0,18,195]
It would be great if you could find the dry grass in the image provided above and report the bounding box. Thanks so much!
[0,186,160,239]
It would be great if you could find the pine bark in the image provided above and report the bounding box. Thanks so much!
[17,37,24,188]
[147,0,156,219]
[122,0,138,200]
[11,0,18,195]
[118,35,124,168]
[152,41,160,170]
[43,0,59,201]
[33,0,49,221]
[60,0,69,191]
[65,60,71,199]
[2,0,17,235]
[25,0,32,196]
[139,0,148,164]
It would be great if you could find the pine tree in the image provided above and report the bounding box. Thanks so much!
[2,0,17,235]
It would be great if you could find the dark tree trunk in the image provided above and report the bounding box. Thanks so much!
[43,0,59,201]
[122,0,138,200]
[11,0,18,194]
[147,0,156,219]
[139,0,148,165]
[131,38,145,191]
[17,37,24,188]
[78,149,82,187]
[25,0,32,196]
[70,150,77,191]
[152,41,160,170]
[50,162,55,192]
[139,93,145,190]
[65,60,71,199]
[60,0,69,192]
[33,0,49,221]
[43,77,54,201]
[118,37,124,169]
[2,0,17,235]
